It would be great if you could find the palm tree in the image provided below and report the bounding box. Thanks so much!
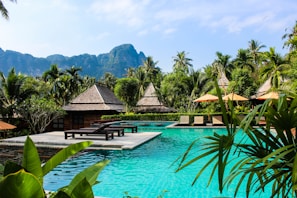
[259,47,290,89]
[42,65,85,106]
[42,64,64,82]
[173,51,193,74]
[0,0,16,20]
[65,66,83,97]
[232,49,254,72]
[248,39,266,67]
[125,67,135,78]
[142,56,159,82]
[99,72,117,91]
[212,51,233,80]
[187,70,212,112]
[134,67,147,100]
[176,82,297,197]
[0,68,36,118]
[283,21,297,52]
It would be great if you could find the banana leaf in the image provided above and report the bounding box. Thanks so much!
[42,141,93,176]
[0,169,45,198]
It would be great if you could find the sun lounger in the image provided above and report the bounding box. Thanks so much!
[255,116,266,126]
[64,128,114,140]
[108,124,138,133]
[64,123,118,140]
[179,115,190,125]
[193,116,205,126]
[212,116,224,125]
[104,127,125,136]
[82,127,124,137]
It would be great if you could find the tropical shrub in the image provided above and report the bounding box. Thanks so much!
[0,136,109,198]
[176,84,297,197]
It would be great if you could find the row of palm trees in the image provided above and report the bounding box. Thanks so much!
[0,65,94,119]
[0,28,295,118]
[99,27,296,113]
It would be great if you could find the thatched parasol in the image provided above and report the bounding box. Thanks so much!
[193,94,218,102]
[223,93,248,101]
[257,91,279,100]
[0,120,16,130]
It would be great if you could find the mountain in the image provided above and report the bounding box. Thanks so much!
[0,44,146,78]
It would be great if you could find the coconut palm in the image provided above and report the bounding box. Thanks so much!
[0,68,36,118]
[173,51,193,74]
[134,67,147,100]
[283,21,297,52]
[259,47,290,89]
[42,64,64,82]
[65,66,83,96]
[0,0,16,20]
[99,72,117,91]
[142,56,159,82]
[212,51,233,80]
[233,49,254,72]
[187,70,212,111]
[248,39,266,67]
[125,67,135,78]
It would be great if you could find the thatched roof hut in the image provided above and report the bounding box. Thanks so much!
[63,84,123,112]
[62,84,123,129]
[135,83,175,113]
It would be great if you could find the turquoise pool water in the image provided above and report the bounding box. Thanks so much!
[44,122,268,198]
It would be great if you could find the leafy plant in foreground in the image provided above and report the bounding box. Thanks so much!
[176,81,297,197]
[0,136,109,198]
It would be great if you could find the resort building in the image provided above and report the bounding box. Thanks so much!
[62,84,124,130]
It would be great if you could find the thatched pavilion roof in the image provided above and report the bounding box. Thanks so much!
[135,83,175,113]
[218,72,229,89]
[250,77,272,99]
[250,77,289,99]
[63,84,124,112]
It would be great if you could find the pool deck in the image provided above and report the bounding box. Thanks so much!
[0,131,162,150]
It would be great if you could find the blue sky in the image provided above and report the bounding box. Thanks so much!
[0,0,296,73]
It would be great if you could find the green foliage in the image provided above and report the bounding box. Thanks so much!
[0,68,37,118]
[22,136,43,183]
[103,113,217,123]
[52,161,109,198]
[160,72,191,111]
[114,78,139,111]
[42,141,93,176]
[16,95,66,134]
[228,67,256,97]
[176,81,297,197]
[0,136,109,198]
[0,169,45,198]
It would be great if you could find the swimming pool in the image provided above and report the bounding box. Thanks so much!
[43,122,268,198]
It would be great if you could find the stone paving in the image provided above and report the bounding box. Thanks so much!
[0,131,162,150]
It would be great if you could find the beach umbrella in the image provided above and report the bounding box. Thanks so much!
[223,93,248,101]
[193,94,218,102]
[0,120,16,138]
[257,91,279,100]
[0,120,16,130]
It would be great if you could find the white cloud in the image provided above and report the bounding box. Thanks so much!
[89,0,148,28]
